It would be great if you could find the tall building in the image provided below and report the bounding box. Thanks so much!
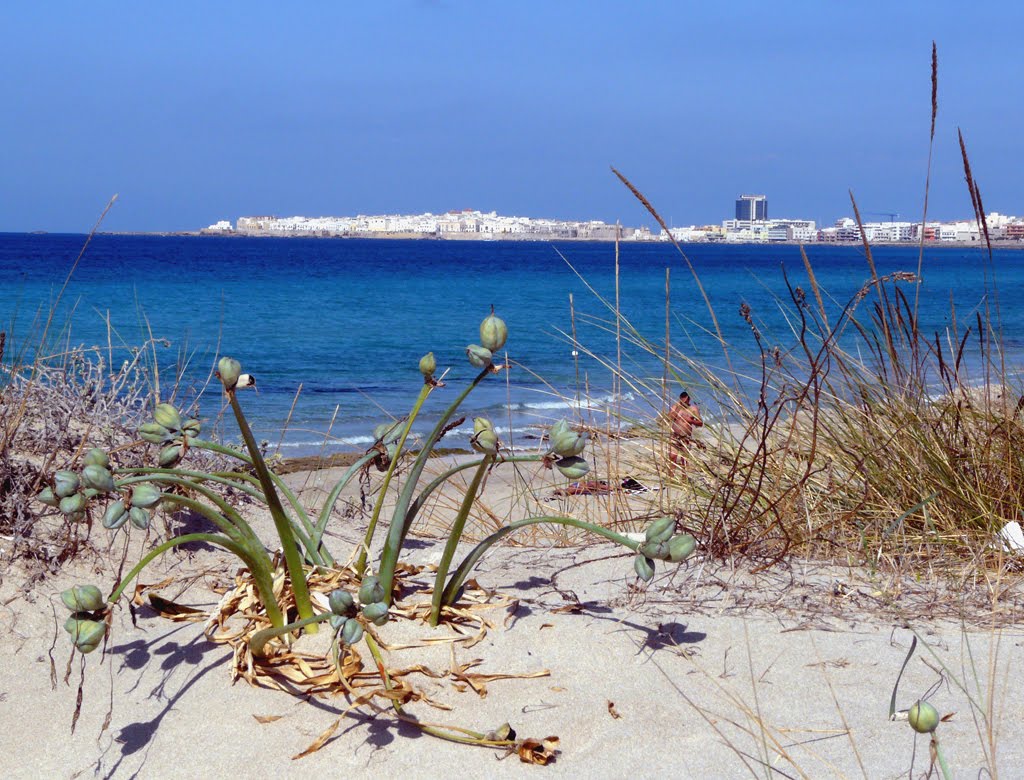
[735,194,768,222]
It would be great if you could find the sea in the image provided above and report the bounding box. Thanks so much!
[1,233,1020,456]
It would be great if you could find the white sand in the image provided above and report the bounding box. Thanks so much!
[2,453,1022,778]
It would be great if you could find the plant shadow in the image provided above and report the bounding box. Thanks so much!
[97,629,229,778]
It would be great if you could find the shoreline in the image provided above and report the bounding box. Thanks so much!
[10,230,1024,250]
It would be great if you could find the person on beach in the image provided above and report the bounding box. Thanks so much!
[667,391,703,475]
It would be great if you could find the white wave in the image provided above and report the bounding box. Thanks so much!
[521,391,636,411]
[446,424,544,438]
[274,434,376,448]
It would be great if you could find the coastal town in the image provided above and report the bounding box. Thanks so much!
[204,193,1024,244]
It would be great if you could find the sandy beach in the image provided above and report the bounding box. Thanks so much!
[3,447,1023,779]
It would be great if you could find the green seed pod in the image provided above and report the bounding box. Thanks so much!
[158,444,184,468]
[83,448,110,469]
[341,617,365,644]
[466,344,493,369]
[555,456,590,480]
[485,722,517,742]
[645,516,676,544]
[64,617,106,653]
[130,484,161,509]
[548,419,570,442]
[60,584,106,612]
[373,420,403,445]
[129,506,151,530]
[358,576,386,605]
[102,500,129,530]
[54,471,80,498]
[551,428,588,457]
[329,614,346,631]
[82,464,116,493]
[634,555,656,582]
[668,533,696,562]
[153,403,183,432]
[908,700,940,734]
[361,601,388,625]
[217,356,242,389]
[471,427,499,455]
[419,352,437,378]
[59,493,87,516]
[479,307,508,352]
[639,540,670,560]
[328,589,355,616]
[37,487,60,507]
[473,416,494,434]
[138,422,172,444]
[182,418,202,439]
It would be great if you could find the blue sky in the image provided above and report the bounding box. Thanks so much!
[3,2,1021,232]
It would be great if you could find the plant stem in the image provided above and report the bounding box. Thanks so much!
[226,389,317,633]
[117,466,265,502]
[429,454,494,626]
[249,611,333,656]
[107,532,285,628]
[115,474,257,547]
[363,631,507,746]
[311,451,378,550]
[440,515,643,609]
[378,367,491,602]
[192,437,324,562]
[356,384,433,575]
[933,734,953,780]
[400,454,542,548]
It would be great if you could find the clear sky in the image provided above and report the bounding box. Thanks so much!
[3,2,1022,233]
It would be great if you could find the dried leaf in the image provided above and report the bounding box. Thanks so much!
[148,594,206,621]
[450,657,550,698]
[292,693,379,759]
[551,604,583,614]
[539,623,554,630]
[130,578,177,607]
[253,714,283,724]
[503,600,521,628]
[516,736,560,765]
[70,667,84,734]
[292,716,342,759]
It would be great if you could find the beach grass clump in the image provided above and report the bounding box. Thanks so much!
[595,162,1024,580]
[590,43,1021,579]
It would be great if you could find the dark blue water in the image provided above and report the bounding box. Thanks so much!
[1,233,1019,454]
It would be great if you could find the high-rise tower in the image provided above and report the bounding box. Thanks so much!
[735,194,768,221]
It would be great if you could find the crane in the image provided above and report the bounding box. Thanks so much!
[865,211,900,223]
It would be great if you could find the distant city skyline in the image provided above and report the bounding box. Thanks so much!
[3,2,1023,233]
[211,199,1024,245]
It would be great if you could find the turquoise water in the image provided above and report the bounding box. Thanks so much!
[1,233,1019,454]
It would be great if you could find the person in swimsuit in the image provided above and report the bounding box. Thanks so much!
[667,391,703,475]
